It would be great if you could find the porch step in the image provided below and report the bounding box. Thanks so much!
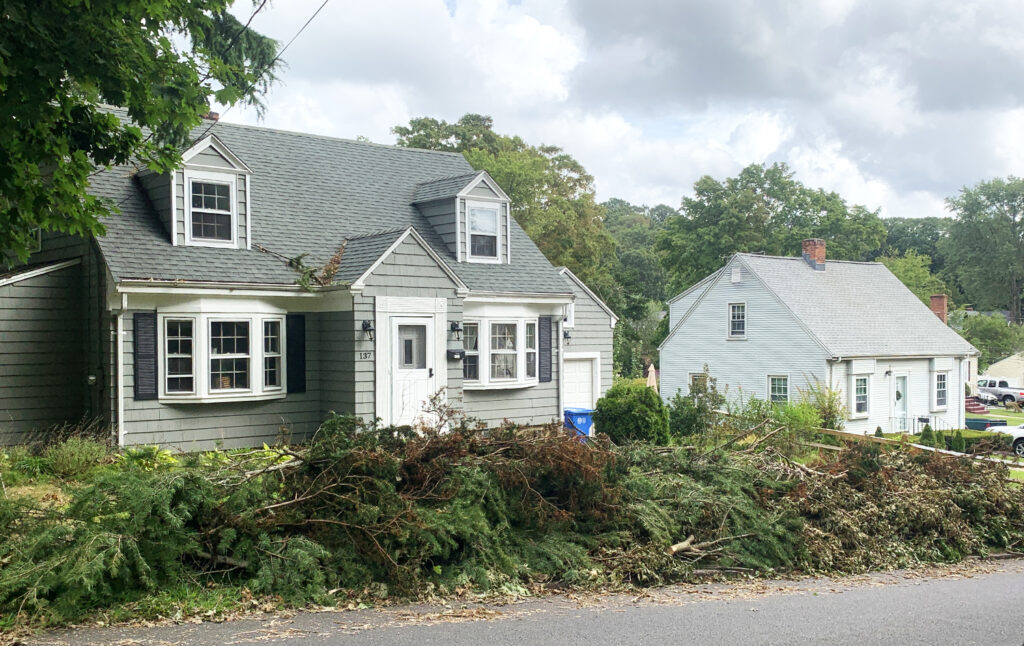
[965,396,989,414]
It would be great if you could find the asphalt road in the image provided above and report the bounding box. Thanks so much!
[26,559,1024,646]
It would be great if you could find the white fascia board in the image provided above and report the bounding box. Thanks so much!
[0,258,81,287]
[464,291,573,305]
[181,134,253,174]
[457,170,512,202]
[115,280,318,298]
[558,266,619,326]
[349,226,469,293]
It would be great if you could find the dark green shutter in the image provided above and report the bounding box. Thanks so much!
[133,312,158,400]
[287,314,306,393]
[538,315,552,383]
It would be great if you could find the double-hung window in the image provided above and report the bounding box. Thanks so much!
[468,204,499,260]
[934,372,948,409]
[210,321,250,390]
[525,322,537,379]
[490,322,518,380]
[768,375,788,403]
[729,303,746,338]
[263,320,282,389]
[190,180,233,242]
[463,322,480,381]
[165,319,194,394]
[854,376,869,415]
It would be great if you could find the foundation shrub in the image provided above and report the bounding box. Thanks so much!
[593,379,670,445]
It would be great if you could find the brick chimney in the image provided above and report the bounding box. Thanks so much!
[801,238,826,271]
[202,111,220,121]
[930,294,948,323]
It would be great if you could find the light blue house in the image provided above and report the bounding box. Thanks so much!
[0,116,615,449]
[660,239,977,434]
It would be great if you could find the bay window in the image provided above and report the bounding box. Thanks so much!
[462,317,541,388]
[158,312,285,401]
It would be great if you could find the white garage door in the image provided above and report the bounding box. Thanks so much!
[564,358,595,409]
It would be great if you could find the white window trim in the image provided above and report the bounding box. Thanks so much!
[184,169,238,249]
[932,370,949,412]
[263,319,284,392]
[462,316,540,390]
[767,374,789,403]
[157,312,286,403]
[849,374,870,419]
[525,320,538,380]
[465,199,503,264]
[727,302,747,339]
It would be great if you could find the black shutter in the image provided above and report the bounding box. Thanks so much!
[287,314,306,393]
[133,312,158,400]
[538,315,552,383]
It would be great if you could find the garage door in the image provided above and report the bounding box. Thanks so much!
[564,358,595,409]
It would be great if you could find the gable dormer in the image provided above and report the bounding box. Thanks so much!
[139,134,253,249]
[413,170,512,264]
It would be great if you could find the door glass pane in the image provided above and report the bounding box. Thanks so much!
[398,325,426,369]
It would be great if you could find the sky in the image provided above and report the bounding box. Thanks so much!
[223,0,1024,219]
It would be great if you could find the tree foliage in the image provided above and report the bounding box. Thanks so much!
[943,177,1024,323]
[0,0,280,263]
[879,217,952,272]
[951,312,1024,370]
[878,250,950,305]
[657,163,887,292]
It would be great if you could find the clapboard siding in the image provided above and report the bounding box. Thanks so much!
[138,172,173,238]
[564,277,614,396]
[660,258,829,403]
[418,199,458,257]
[119,310,323,450]
[0,266,86,442]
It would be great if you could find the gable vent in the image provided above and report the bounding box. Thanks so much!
[731,267,742,283]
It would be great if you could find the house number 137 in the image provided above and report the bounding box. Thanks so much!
[359,352,373,360]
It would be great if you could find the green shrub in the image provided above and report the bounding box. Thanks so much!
[115,445,179,471]
[43,438,108,479]
[802,380,845,431]
[920,425,935,446]
[667,366,724,438]
[594,379,670,445]
[935,431,946,450]
[874,426,884,438]
[951,430,966,453]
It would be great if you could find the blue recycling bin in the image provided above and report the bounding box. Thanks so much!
[564,407,595,438]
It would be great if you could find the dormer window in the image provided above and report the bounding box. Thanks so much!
[468,203,500,261]
[184,170,237,248]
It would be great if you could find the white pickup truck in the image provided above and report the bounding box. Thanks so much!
[977,378,1024,404]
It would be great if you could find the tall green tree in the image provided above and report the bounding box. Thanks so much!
[944,177,1024,323]
[392,114,621,311]
[877,250,950,305]
[879,217,952,272]
[951,312,1024,370]
[1,0,280,263]
[656,163,886,291]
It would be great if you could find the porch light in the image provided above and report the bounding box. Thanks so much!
[449,320,463,341]
[361,320,375,342]
[563,329,572,343]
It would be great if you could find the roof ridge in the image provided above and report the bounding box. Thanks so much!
[737,252,882,266]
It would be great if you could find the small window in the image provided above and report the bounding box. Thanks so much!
[190,180,233,242]
[769,375,788,403]
[398,325,427,369]
[463,322,479,381]
[490,322,517,380]
[729,303,746,338]
[165,319,194,394]
[935,372,948,409]
[210,320,250,390]
[526,321,537,379]
[469,206,499,259]
[854,376,869,415]
[263,320,282,389]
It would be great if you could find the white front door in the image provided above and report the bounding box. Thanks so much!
[564,358,596,409]
[392,317,434,426]
[893,374,908,432]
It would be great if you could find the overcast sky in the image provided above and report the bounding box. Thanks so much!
[223,0,1024,219]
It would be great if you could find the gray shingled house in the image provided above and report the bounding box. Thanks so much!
[0,118,616,449]
[660,239,977,435]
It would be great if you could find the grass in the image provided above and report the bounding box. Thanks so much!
[1009,469,1024,482]
[972,408,1024,424]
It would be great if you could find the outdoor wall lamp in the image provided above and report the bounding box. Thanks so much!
[563,329,572,343]
[362,320,375,342]
[449,320,463,341]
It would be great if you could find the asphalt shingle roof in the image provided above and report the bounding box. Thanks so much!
[412,172,480,203]
[90,118,571,294]
[736,254,977,358]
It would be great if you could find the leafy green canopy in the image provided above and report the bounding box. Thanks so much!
[0,0,280,263]
[657,163,886,292]
[943,177,1024,323]
[877,250,950,305]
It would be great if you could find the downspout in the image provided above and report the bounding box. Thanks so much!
[556,316,564,422]
[116,292,127,447]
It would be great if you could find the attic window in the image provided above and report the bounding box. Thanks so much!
[468,202,500,262]
[184,170,237,248]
